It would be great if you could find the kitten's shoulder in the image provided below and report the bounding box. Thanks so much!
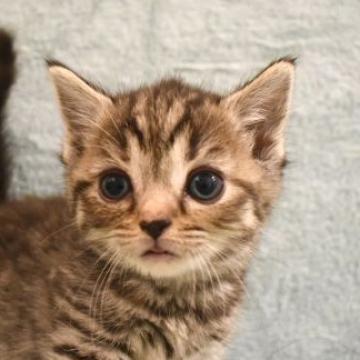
[0,196,75,266]
[0,196,68,227]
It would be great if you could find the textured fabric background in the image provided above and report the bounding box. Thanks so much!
[1,1,359,359]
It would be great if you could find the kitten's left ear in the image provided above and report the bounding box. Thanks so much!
[47,61,112,163]
[222,58,295,165]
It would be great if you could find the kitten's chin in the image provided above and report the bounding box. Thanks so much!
[127,254,195,279]
[141,251,177,262]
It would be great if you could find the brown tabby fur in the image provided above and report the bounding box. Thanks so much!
[0,31,295,360]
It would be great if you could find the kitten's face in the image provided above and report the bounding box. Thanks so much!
[49,60,294,278]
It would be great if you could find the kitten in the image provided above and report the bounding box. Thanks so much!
[0,30,15,202]
[0,32,295,360]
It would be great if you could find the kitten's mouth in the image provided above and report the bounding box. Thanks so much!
[142,246,177,261]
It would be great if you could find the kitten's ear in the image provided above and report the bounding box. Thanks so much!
[223,58,295,164]
[47,61,112,163]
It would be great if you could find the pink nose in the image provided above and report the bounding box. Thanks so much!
[139,219,172,239]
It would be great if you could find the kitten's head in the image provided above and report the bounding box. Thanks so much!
[48,59,294,279]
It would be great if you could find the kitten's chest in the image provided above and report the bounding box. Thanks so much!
[124,316,205,360]
[52,308,215,360]
[104,285,234,359]
[51,267,239,359]
[52,283,231,360]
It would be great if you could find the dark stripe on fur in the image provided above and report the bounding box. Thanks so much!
[231,178,265,221]
[109,274,239,324]
[57,312,134,358]
[168,106,191,145]
[124,116,145,149]
[53,345,98,360]
[188,126,201,160]
[133,318,174,358]
[0,29,15,202]
[73,180,91,201]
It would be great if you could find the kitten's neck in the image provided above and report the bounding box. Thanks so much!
[81,241,249,296]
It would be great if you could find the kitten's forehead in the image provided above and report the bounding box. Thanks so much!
[108,79,231,166]
[86,78,252,193]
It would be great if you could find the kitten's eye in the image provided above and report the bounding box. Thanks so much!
[100,171,132,201]
[187,169,224,202]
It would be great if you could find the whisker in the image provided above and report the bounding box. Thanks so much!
[89,251,118,343]
[40,221,77,243]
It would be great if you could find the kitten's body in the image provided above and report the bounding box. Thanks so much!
[0,32,294,359]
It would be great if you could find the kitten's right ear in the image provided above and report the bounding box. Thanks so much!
[47,60,112,163]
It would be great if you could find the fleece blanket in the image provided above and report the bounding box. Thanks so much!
[1,1,359,358]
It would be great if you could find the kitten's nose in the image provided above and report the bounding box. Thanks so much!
[140,219,172,239]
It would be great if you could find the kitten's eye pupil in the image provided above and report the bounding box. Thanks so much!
[187,170,223,202]
[100,172,131,200]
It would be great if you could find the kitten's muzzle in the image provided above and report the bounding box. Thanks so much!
[139,219,172,239]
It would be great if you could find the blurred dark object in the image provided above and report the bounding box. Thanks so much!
[0,29,15,202]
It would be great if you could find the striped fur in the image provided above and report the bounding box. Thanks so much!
[0,59,295,359]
